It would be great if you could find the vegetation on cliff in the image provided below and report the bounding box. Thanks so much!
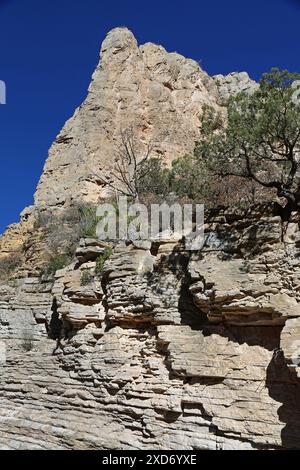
[98,69,300,216]
[193,69,300,216]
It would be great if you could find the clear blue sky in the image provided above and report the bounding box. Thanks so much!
[0,0,300,233]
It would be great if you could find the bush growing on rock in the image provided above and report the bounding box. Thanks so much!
[133,69,300,212]
[80,270,94,286]
[95,247,113,276]
[36,203,101,276]
[40,253,71,277]
[195,68,300,218]
[78,204,99,238]
[137,154,262,208]
[137,157,171,198]
[35,203,100,245]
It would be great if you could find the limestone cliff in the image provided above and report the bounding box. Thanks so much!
[0,27,256,268]
[1,205,300,449]
[34,27,218,208]
[34,27,256,209]
[1,28,299,450]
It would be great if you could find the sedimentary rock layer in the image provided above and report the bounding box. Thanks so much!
[1,207,300,449]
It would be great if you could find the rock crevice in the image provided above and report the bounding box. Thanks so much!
[1,207,300,449]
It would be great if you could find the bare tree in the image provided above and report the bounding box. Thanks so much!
[99,127,154,201]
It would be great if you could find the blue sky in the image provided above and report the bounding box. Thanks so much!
[0,0,300,233]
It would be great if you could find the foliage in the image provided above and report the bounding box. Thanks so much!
[41,253,70,277]
[195,68,300,216]
[36,202,100,243]
[78,204,99,237]
[137,157,170,198]
[169,154,211,201]
[80,270,94,286]
[36,203,101,277]
[95,247,113,276]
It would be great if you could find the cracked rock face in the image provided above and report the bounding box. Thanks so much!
[214,71,258,104]
[33,27,255,210]
[189,210,300,326]
[1,207,300,449]
[0,28,299,450]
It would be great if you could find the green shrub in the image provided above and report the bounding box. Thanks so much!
[78,205,99,238]
[35,203,99,253]
[137,158,171,198]
[195,69,300,215]
[80,270,94,286]
[41,254,70,277]
[169,154,211,202]
[95,247,113,276]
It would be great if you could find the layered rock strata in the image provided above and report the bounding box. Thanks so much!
[1,207,300,449]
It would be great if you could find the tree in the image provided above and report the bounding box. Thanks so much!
[137,157,170,198]
[196,69,300,218]
[169,154,211,202]
[100,127,154,201]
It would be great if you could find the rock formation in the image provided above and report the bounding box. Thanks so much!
[0,28,299,450]
[34,27,257,210]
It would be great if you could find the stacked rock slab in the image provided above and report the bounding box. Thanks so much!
[1,207,300,449]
